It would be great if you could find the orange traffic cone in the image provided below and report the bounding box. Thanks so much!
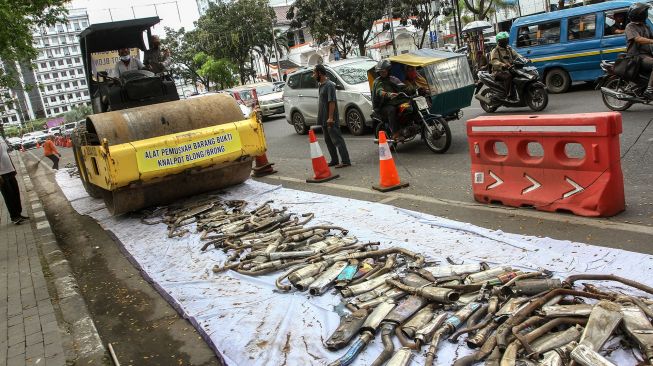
[36,141,40,148]
[20,145,25,152]
[306,129,339,183]
[251,153,277,177]
[373,131,409,192]
[65,138,72,148]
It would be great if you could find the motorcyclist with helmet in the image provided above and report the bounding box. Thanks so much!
[625,2,653,99]
[489,31,526,102]
[372,59,408,140]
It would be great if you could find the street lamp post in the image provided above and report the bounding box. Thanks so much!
[271,20,283,81]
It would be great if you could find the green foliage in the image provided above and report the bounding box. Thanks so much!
[396,0,440,48]
[196,0,275,84]
[163,27,210,91]
[196,54,238,90]
[0,0,68,89]
[63,104,92,123]
[287,0,385,57]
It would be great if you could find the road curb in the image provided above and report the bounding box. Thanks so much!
[15,152,107,365]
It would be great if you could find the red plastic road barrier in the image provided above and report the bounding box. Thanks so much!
[467,112,625,217]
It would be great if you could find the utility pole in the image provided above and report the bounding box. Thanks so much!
[271,20,283,81]
[452,0,461,48]
[388,1,398,56]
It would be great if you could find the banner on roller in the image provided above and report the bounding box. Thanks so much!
[136,130,242,173]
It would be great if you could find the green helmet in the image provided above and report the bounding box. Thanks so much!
[496,31,509,41]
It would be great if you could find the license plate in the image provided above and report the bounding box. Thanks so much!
[415,96,429,110]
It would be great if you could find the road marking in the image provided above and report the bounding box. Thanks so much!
[261,175,653,236]
[378,196,398,204]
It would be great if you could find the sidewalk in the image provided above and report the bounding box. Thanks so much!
[1,169,65,365]
[2,150,106,366]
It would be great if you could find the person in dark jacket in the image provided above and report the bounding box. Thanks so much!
[625,3,653,98]
[0,138,29,224]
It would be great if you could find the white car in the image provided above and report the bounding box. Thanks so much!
[6,137,22,149]
[251,82,284,119]
[283,57,376,135]
[48,126,63,135]
[62,120,84,136]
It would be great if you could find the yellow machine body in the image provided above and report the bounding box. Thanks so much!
[75,93,267,214]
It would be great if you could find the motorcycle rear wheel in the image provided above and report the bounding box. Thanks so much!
[526,84,548,112]
[479,89,499,113]
[602,77,633,111]
[423,117,451,154]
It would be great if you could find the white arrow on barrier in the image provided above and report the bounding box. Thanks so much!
[563,177,584,198]
[522,174,542,195]
[487,171,504,190]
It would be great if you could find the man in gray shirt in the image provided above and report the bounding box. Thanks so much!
[314,64,351,168]
[625,2,653,98]
[0,138,28,224]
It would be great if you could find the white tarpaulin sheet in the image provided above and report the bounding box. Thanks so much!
[55,171,652,365]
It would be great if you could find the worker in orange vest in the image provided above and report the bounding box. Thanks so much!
[43,136,62,170]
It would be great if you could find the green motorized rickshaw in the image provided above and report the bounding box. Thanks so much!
[367,49,476,153]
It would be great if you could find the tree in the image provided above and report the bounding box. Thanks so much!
[163,27,210,91]
[397,0,441,48]
[287,0,384,58]
[253,29,289,80]
[459,0,515,23]
[0,0,68,89]
[195,53,238,90]
[63,104,92,123]
[196,0,276,84]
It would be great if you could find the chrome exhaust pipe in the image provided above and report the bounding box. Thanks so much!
[325,308,369,350]
[385,347,413,366]
[341,273,397,297]
[621,304,653,363]
[288,262,327,285]
[362,299,396,333]
[570,343,617,366]
[578,301,623,351]
[539,304,594,317]
[401,304,436,339]
[421,263,485,278]
[414,312,448,346]
[539,341,577,366]
[530,324,583,355]
[309,261,348,295]
[464,266,512,284]
[600,86,632,101]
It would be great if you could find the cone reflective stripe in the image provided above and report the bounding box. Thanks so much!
[306,129,339,183]
[252,153,277,177]
[373,131,409,192]
[20,145,25,152]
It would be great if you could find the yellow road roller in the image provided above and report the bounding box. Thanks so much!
[73,17,266,215]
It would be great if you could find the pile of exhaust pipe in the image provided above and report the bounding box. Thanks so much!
[141,198,653,365]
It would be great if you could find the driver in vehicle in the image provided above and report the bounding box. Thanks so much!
[114,48,144,77]
[144,35,171,74]
[489,31,525,102]
[625,2,653,99]
[373,59,406,141]
[403,65,430,96]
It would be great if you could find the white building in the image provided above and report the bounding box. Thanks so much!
[31,8,91,118]
[0,89,23,126]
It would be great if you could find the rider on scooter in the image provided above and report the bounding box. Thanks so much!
[625,2,653,99]
[489,32,526,102]
[373,59,407,140]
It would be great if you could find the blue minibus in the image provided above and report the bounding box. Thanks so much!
[510,0,653,93]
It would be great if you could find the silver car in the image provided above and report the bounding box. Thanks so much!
[283,57,376,135]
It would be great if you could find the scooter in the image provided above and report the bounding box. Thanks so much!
[474,57,549,113]
[597,59,652,111]
[372,92,452,154]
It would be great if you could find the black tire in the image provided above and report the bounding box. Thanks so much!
[479,89,499,113]
[71,125,105,199]
[545,68,571,94]
[291,111,308,135]
[345,107,366,136]
[601,76,633,111]
[423,118,452,154]
[526,84,549,112]
[374,122,396,150]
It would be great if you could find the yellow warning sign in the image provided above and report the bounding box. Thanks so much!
[136,131,242,173]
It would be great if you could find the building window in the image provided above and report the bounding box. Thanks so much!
[47,86,53,91]
[59,95,65,101]
[56,84,62,90]
[82,20,88,27]
[76,92,82,98]
[75,57,81,63]
[11,116,17,122]
[53,107,60,113]
[72,81,78,87]
[44,74,50,80]
[67,59,73,65]
[64,82,70,88]
[81,80,86,86]
[49,61,55,67]
[58,60,64,66]
[40,62,47,69]
[61,71,67,77]
[51,97,56,102]
[57,24,64,32]
[62,106,68,112]
[77,68,83,75]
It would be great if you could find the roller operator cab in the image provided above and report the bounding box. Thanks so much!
[73,18,267,215]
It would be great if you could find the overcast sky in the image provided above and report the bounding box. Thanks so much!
[70,0,200,35]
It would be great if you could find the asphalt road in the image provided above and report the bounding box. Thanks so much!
[258,83,653,252]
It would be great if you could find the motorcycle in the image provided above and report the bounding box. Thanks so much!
[372,92,452,154]
[474,57,549,113]
[597,60,652,111]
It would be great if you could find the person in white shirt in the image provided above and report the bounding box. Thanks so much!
[0,138,28,224]
[114,48,144,77]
